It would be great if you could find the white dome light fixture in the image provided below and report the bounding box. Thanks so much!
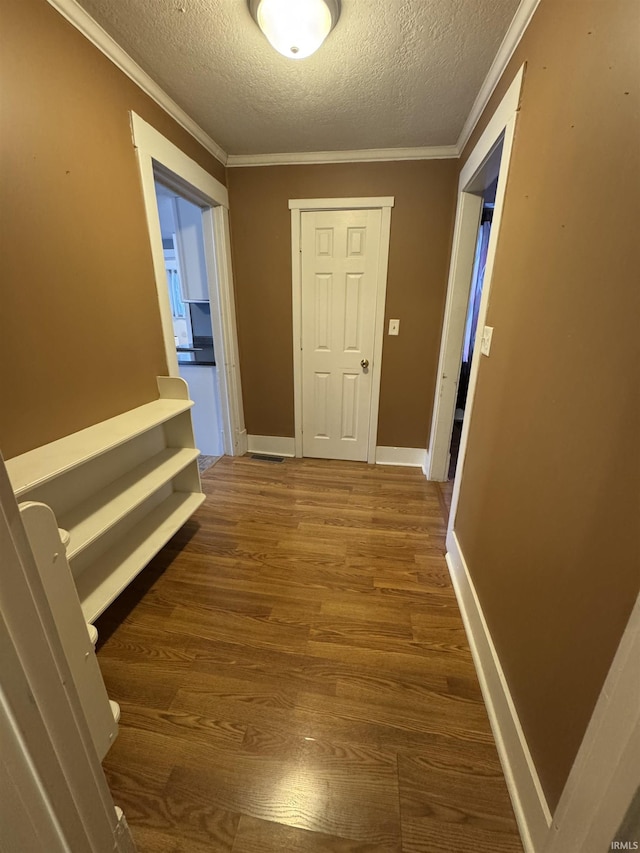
[249,0,341,60]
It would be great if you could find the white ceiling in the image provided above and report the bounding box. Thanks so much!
[74,0,522,156]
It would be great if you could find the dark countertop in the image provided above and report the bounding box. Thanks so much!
[177,346,216,366]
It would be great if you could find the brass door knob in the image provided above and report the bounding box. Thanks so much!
[361,359,369,369]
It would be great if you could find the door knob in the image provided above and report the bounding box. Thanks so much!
[360,358,369,369]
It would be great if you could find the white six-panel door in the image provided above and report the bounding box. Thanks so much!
[301,209,383,461]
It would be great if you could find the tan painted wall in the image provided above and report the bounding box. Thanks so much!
[454,0,640,810]
[227,161,458,446]
[0,0,225,460]
[5,0,637,816]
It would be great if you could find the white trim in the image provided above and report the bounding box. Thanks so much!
[210,207,247,456]
[228,146,458,167]
[130,113,246,457]
[46,0,227,166]
[0,681,69,853]
[247,436,296,458]
[130,113,228,208]
[374,447,427,469]
[367,205,393,463]
[46,0,539,170]
[446,530,552,853]
[290,197,394,463]
[291,208,303,458]
[543,591,640,853]
[460,65,523,188]
[289,197,395,211]
[227,0,540,170]
[456,0,541,154]
[427,66,524,491]
[421,452,431,478]
[0,458,134,852]
[426,192,483,482]
[448,524,640,853]
[446,67,523,529]
[203,206,232,453]
[135,144,180,376]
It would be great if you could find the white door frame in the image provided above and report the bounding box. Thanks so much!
[131,113,247,457]
[289,197,394,463]
[0,455,136,852]
[542,589,640,853]
[427,65,524,514]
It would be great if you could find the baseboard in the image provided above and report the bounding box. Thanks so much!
[375,446,427,468]
[247,435,295,457]
[446,530,552,853]
[245,440,426,465]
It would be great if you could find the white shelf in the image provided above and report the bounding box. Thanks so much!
[77,491,205,623]
[7,398,194,498]
[63,447,199,560]
[11,378,203,762]
[10,376,204,627]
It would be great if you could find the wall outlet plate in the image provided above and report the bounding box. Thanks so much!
[481,325,494,356]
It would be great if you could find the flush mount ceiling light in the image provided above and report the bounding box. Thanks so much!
[249,0,341,60]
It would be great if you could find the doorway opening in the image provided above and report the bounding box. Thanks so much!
[426,66,524,535]
[130,112,247,459]
[448,172,499,479]
[154,181,223,463]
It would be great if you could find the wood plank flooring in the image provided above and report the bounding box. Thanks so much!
[95,456,522,853]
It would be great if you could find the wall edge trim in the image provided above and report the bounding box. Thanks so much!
[227,146,459,168]
[445,529,552,853]
[246,436,296,458]
[456,0,541,154]
[45,0,228,166]
[374,447,427,468]
[289,197,395,210]
[237,429,248,456]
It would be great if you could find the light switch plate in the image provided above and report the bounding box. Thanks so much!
[480,325,494,356]
[388,319,400,336]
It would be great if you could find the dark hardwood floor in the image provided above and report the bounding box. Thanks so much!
[96,456,523,853]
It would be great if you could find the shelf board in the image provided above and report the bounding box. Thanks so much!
[63,448,199,561]
[7,398,194,498]
[78,491,205,624]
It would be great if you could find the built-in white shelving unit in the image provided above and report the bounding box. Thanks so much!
[76,491,204,623]
[7,376,205,624]
[9,376,204,760]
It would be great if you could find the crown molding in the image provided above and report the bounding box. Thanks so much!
[227,145,459,167]
[46,0,228,167]
[456,0,541,155]
[46,0,540,171]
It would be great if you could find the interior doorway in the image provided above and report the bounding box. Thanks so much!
[447,172,499,479]
[154,181,223,460]
[131,112,247,458]
[426,66,524,538]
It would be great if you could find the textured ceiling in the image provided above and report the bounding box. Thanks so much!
[74,0,521,155]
